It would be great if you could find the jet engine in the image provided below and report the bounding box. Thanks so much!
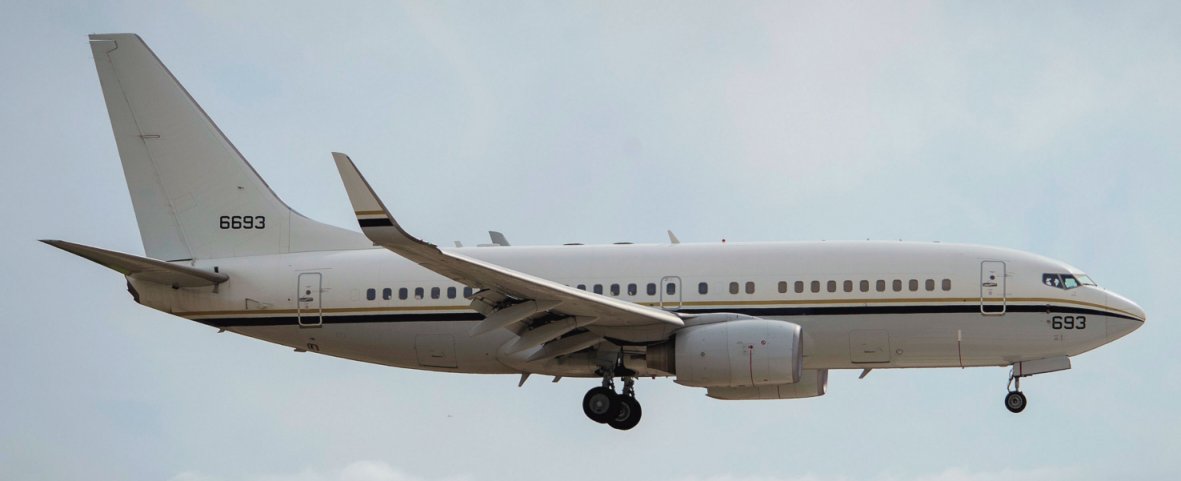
[647,318,802,388]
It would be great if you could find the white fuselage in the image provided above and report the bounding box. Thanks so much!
[127,240,1144,379]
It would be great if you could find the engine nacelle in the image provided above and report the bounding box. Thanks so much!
[647,318,802,388]
[706,369,828,400]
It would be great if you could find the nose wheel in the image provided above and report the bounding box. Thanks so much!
[1004,391,1027,413]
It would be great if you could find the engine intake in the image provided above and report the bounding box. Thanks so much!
[647,318,803,388]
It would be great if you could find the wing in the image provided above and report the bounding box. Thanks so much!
[331,153,682,353]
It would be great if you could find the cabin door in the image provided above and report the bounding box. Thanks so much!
[297,272,323,327]
[980,261,1006,315]
[659,276,682,310]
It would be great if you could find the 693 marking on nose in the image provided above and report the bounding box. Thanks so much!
[1049,315,1086,330]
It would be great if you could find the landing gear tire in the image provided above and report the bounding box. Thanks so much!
[1005,391,1027,413]
[583,387,620,423]
[608,396,642,431]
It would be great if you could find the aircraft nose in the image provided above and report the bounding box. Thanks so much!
[1105,291,1145,340]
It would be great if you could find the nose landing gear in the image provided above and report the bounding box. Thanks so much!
[1005,369,1027,413]
[581,362,643,430]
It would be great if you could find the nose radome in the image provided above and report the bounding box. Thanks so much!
[1107,291,1147,322]
[1105,291,1145,341]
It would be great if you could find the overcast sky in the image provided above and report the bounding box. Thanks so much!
[3,1,1180,480]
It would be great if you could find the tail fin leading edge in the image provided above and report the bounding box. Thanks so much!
[88,33,370,260]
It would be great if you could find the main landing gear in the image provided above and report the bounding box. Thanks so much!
[582,364,642,430]
[1005,369,1028,414]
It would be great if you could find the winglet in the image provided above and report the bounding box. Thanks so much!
[332,152,437,253]
[333,152,394,229]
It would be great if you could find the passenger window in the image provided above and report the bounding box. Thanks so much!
[892,280,902,292]
[941,279,951,291]
[908,279,918,291]
[860,280,869,292]
[811,281,821,293]
[628,283,638,296]
[795,281,804,293]
[399,287,408,300]
[699,282,709,295]
[414,287,424,300]
[366,288,376,301]
[729,282,739,295]
[647,283,657,296]
[610,284,620,296]
[827,280,836,293]
[577,284,586,291]
[593,284,603,295]
[876,280,886,292]
[430,287,440,299]
[666,283,677,295]
[925,279,935,291]
[447,287,457,299]
[778,281,788,294]
[843,280,853,292]
[382,288,392,300]
[745,281,755,294]
[463,287,474,298]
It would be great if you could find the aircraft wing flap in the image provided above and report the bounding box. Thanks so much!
[41,239,227,287]
[332,153,684,330]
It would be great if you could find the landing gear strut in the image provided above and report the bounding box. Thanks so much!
[581,355,643,430]
[1005,369,1028,414]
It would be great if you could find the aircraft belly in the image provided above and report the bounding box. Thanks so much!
[229,322,518,374]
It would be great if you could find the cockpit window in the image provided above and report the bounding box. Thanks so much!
[1043,273,1093,290]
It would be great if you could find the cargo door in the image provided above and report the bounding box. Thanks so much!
[850,329,891,363]
[415,334,457,368]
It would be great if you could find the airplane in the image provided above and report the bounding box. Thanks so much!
[45,33,1145,431]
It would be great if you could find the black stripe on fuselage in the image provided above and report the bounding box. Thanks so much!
[189,303,1139,328]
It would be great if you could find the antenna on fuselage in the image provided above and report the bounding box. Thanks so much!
[667,230,680,244]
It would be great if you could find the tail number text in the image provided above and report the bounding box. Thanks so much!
[220,215,266,229]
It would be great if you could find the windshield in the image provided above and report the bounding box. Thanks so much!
[1043,273,1095,290]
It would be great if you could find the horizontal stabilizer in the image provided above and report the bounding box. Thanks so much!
[41,240,227,287]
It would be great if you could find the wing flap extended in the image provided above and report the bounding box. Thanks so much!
[41,239,227,287]
[331,153,684,331]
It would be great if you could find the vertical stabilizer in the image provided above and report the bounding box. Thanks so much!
[89,34,371,260]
